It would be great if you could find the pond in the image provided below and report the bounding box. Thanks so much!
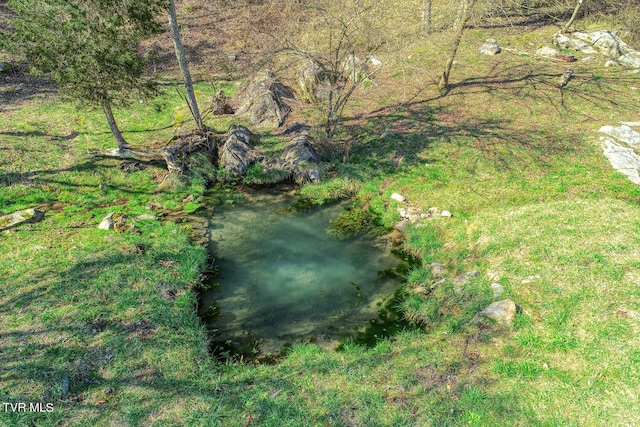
[199,187,406,358]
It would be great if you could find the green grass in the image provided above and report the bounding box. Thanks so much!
[2,12,640,426]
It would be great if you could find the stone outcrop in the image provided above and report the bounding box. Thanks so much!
[600,124,640,185]
[553,31,640,68]
[234,71,294,128]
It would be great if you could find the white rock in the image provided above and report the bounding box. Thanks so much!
[582,56,595,62]
[98,213,115,230]
[599,125,640,148]
[480,39,501,55]
[600,138,640,184]
[391,192,405,202]
[521,274,541,284]
[536,46,560,58]
[491,283,505,298]
[605,60,619,67]
[440,210,452,218]
[369,57,382,66]
[476,300,517,326]
[428,207,440,215]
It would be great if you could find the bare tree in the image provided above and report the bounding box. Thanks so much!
[561,0,585,33]
[422,0,432,33]
[166,0,204,132]
[438,0,476,95]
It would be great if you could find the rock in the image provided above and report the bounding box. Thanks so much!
[619,53,640,68]
[521,274,541,284]
[452,270,479,293]
[536,46,560,58]
[491,283,505,298]
[552,32,597,54]
[0,208,45,231]
[218,125,258,177]
[440,210,452,218]
[227,54,237,61]
[234,70,294,128]
[605,60,619,67]
[480,39,501,55]
[136,214,158,221]
[98,213,115,230]
[391,193,405,202]
[182,195,195,203]
[582,56,595,62]
[599,125,640,148]
[429,263,447,279]
[600,138,640,184]
[572,31,629,58]
[369,57,382,66]
[475,300,518,326]
[297,59,331,103]
[428,207,440,216]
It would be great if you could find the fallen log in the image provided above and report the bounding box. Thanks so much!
[88,130,217,173]
[0,208,45,231]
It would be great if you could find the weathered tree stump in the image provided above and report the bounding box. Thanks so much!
[88,130,216,173]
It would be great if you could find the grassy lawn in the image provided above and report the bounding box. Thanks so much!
[2,17,640,427]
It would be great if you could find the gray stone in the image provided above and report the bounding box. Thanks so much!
[440,210,452,218]
[476,300,518,326]
[491,283,505,298]
[429,263,447,279]
[98,213,115,230]
[0,208,45,231]
[480,39,501,55]
[605,60,619,67]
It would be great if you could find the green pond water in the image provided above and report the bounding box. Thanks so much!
[200,188,405,357]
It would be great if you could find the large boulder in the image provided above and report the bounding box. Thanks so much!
[218,125,259,177]
[234,71,295,129]
[297,59,331,103]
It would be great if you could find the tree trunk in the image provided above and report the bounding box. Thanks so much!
[101,98,130,150]
[438,0,475,95]
[421,0,432,33]
[561,0,584,34]
[167,0,204,132]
